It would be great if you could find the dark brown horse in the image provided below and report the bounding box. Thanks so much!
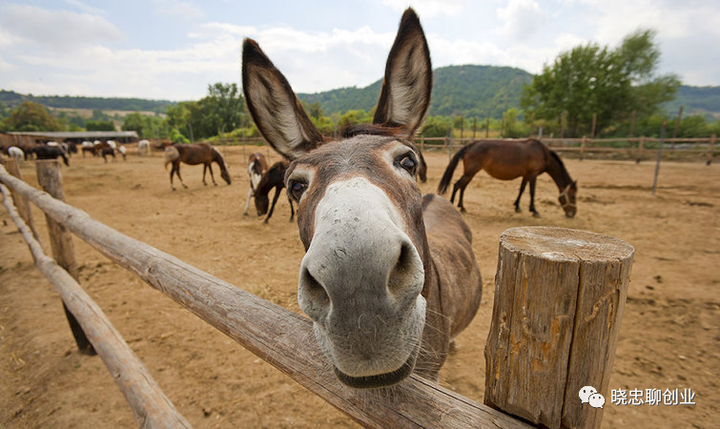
[243,8,482,388]
[438,139,577,217]
[164,143,231,190]
[253,161,294,223]
[243,152,269,215]
[31,145,69,166]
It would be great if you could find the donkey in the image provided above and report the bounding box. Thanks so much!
[163,143,231,190]
[243,152,269,216]
[242,8,482,388]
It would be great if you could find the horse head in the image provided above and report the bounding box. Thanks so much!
[243,8,433,388]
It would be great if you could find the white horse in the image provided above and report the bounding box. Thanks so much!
[118,145,127,160]
[138,139,150,156]
[8,146,24,163]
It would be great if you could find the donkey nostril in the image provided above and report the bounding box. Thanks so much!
[299,268,330,319]
[387,242,419,296]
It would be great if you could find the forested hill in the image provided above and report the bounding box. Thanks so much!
[298,65,534,119]
[664,85,720,120]
[0,90,174,113]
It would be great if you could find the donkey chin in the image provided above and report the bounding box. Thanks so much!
[313,295,427,389]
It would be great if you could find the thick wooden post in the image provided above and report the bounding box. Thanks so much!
[1,158,38,239]
[485,227,634,429]
[590,112,597,138]
[707,134,716,166]
[36,160,96,355]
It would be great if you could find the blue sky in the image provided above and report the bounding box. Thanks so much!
[1,0,718,101]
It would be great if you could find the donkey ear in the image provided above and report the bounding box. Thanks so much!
[242,39,323,161]
[373,8,432,136]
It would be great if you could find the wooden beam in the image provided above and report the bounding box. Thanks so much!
[0,165,529,428]
[485,227,634,429]
[0,183,192,429]
[1,158,38,239]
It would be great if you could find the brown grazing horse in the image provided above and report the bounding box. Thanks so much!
[438,139,578,217]
[164,143,231,190]
[243,152,269,216]
[253,161,295,223]
[242,8,482,388]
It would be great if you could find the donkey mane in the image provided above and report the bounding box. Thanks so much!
[340,123,405,139]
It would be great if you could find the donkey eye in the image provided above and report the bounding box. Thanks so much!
[395,153,417,174]
[288,180,308,201]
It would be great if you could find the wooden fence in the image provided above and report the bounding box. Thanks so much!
[412,135,717,164]
[0,158,635,428]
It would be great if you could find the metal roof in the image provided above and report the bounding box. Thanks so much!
[6,131,139,139]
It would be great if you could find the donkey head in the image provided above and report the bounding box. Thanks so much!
[243,9,432,388]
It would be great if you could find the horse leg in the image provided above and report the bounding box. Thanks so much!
[169,165,177,191]
[208,163,217,186]
[264,186,282,224]
[529,177,540,218]
[452,173,476,212]
[175,163,188,189]
[243,187,254,216]
[202,165,208,186]
[514,178,528,213]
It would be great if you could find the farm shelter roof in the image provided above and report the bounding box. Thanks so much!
[3,131,138,144]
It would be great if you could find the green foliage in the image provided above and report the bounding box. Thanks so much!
[169,128,189,143]
[0,90,174,114]
[664,86,720,120]
[85,120,116,131]
[502,108,529,138]
[1,101,61,131]
[121,112,166,138]
[421,116,452,137]
[522,29,680,137]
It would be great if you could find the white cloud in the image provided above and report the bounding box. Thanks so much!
[496,0,545,42]
[0,4,123,51]
[382,0,464,17]
[153,0,205,21]
[64,0,105,16]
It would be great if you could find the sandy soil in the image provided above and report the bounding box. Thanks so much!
[1,144,718,428]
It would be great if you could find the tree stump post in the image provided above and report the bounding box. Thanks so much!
[36,160,96,355]
[485,227,634,429]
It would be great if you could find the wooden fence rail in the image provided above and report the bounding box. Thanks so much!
[0,181,192,429]
[0,162,530,428]
[411,136,717,163]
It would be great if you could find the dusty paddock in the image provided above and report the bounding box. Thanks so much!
[1,144,718,428]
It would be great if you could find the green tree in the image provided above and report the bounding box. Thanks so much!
[421,115,451,137]
[86,120,116,131]
[1,101,61,131]
[521,29,680,137]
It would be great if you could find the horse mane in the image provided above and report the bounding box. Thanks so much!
[548,149,573,186]
[211,147,228,170]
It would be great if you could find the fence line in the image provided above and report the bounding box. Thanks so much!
[0,181,192,429]
[410,135,717,162]
[0,162,530,428]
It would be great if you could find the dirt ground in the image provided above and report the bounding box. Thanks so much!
[1,144,718,428]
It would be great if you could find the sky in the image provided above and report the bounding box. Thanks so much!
[0,0,718,102]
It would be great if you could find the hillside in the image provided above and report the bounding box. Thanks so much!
[664,85,720,120]
[298,65,534,119]
[0,90,174,114]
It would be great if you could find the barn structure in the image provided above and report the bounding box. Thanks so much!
[0,131,139,149]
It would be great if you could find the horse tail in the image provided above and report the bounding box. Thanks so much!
[438,144,471,194]
[164,146,179,170]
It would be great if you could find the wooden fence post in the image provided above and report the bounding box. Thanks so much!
[707,134,716,166]
[636,136,644,164]
[1,158,38,239]
[485,227,634,429]
[35,160,96,355]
